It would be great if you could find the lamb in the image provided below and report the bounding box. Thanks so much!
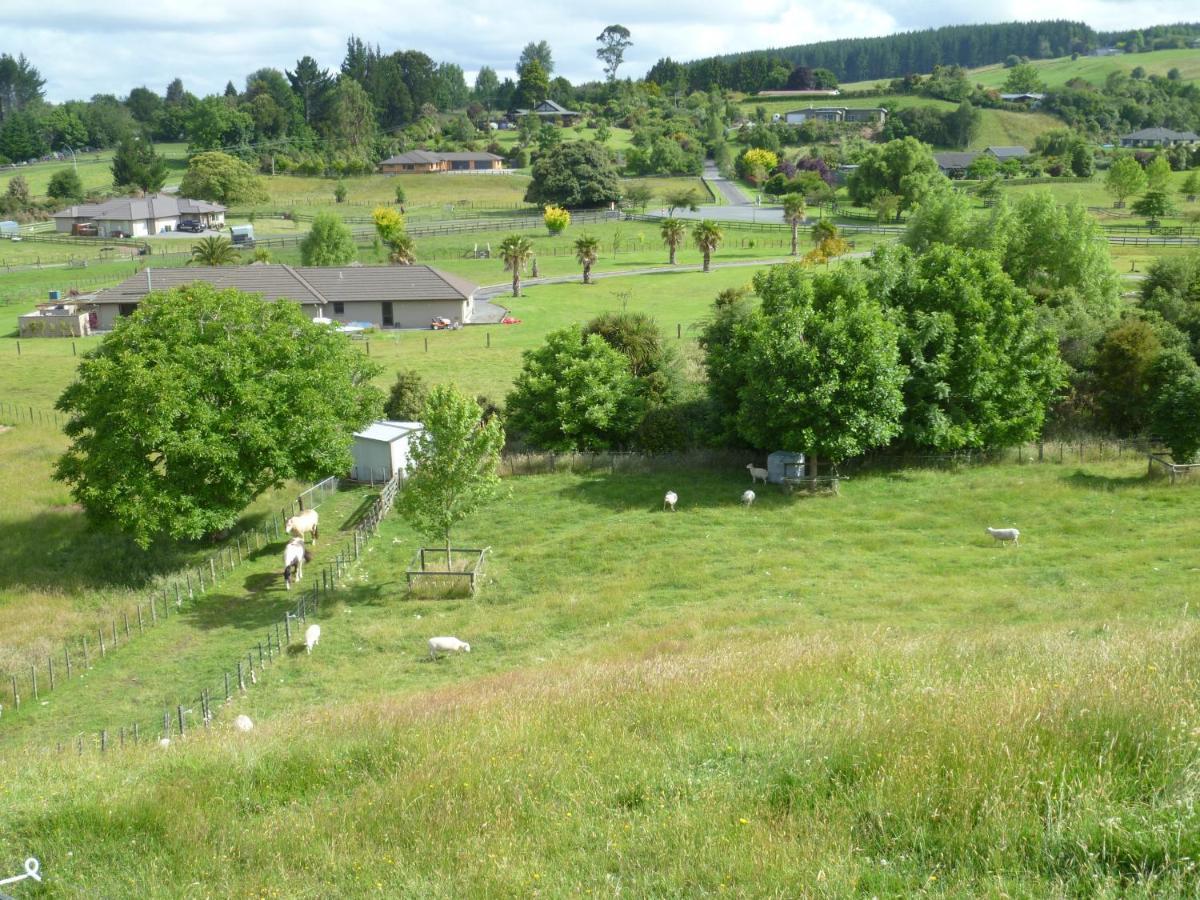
[305,623,321,654]
[985,526,1020,547]
[234,714,254,733]
[663,490,678,512]
[741,489,756,507]
[429,636,471,660]
[746,464,768,485]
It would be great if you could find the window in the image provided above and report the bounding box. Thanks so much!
[118,303,138,318]
[333,302,345,315]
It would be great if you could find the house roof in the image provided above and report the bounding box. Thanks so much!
[354,420,423,443]
[986,145,1030,159]
[999,92,1045,101]
[1121,127,1200,141]
[380,150,504,165]
[52,195,226,221]
[514,99,580,116]
[92,265,479,306]
[934,151,980,169]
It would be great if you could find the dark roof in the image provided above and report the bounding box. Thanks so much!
[986,145,1030,159]
[1121,127,1200,141]
[934,151,980,169]
[92,265,478,306]
[380,150,504,165]
[52,195,225,221]
[514,99,580,116]
[435,152,504,162]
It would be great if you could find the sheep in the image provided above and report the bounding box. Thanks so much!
[663,490,678,512]
[985,526,1020,547]
[741,489,756,508]
[158,738,171,749]
[305,623,321,654]
[746,464,768,485]
[429,636,471,660]
[234,714,254,733]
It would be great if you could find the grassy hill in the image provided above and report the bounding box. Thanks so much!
[971,47,1200,90]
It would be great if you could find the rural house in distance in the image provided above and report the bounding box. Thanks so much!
[378,151,505,174]
[52,195,226,237]
[89,265,479,331]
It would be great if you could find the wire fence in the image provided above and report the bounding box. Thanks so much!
[15,471,404,759]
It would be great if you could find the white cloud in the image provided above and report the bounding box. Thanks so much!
[4,0,1197,101]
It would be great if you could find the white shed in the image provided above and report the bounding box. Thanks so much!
[350,420,423,483]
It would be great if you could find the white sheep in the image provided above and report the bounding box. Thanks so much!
[234,714,254,733]
[663,490,678,512]
[746,464,768,485]
[429,636,471,660]
[985,526,1020,547]
[158,738,171,749]
[741,489,756,507]
[305,623,321,654]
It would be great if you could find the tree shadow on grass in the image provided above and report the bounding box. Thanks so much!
[181,588,296,633]
[1063,469,1151,492]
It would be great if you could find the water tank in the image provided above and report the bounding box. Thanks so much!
[767,451,805,484]
[48,290,61,301]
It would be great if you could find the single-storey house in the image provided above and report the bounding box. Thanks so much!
[934,151,981,177]
[350,420,424,483]
[378,151,505,174]
[89,264,480,332]
[784,107,887,126]
[51,195,226,238]
[985,145,1030,161]
[1120,127,1200,148]
[511,99,581,124]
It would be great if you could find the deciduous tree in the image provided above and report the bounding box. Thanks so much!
[300,212,357,266]
[1104,156,1146,206]
[179,151,268,205]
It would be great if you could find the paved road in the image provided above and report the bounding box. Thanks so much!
[703,163,753,206]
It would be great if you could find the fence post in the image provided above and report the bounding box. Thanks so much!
[133,722,139,743]
[65,644,72,679]
[210,558,216,583]
[123,610,130,638]
[48,656,54,691]
[11,675,18,709]
[285,613,291,643]
[98,628,105,657]
[163,709,170,739]
[83,635,90,668]
[101,729,107,753]
[137,604,144,633]
[237,660,245,691]
[177,705,185,736]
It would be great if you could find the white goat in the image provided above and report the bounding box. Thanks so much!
[285,508,319,545]
[741,489,756,508]
[746,464,768,485]
[429,636,471,659]
[234,714,254,733]
[985,526,1020,547]
[305,623,321,654]
[663,490,678,512]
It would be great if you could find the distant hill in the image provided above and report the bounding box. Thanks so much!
[646,20,1200,94]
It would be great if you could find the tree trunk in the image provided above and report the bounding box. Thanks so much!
[446,534,452,570]
[790,223,798,256]
[512,271,520,298]
[703,250,710,273]
[583,263,591,284]
[809,453,818,478]
[669,245,676,265]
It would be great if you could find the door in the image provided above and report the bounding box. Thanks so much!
[381,302,394,327]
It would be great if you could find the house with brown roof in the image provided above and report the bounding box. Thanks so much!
[51,195,226,237]
[378,151,505,174]
[90,264,480,331]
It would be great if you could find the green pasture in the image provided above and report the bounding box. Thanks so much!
[970,47,1200,91]
[3,455,1200,894]
[7,143,188,201]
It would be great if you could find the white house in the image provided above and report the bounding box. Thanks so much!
[350,421,424,482]
[51,195,226,238]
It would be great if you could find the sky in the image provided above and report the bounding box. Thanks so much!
[5,0,1198,102]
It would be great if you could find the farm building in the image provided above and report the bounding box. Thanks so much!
[985,145,1030,161]
[378,151,505,174]
[51,195,226,237]
[350,420,424,483]
[89,265,480,331]
[1120,127,1200,148]
[510,99,582,124]
[934,151,980,177]
[18,296,96,337]
[783,107,887,125]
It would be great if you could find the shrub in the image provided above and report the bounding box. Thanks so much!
[543,205,570,235]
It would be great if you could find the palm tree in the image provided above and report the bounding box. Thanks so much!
[574,234,600,284]
[189,236,239,266]
[660,217,686,265]
[387,232,417,265]
[691,220,723,273]
[499,234,534,297]
[782,194,806,256]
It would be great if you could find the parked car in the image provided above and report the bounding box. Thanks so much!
[177,220,204,233]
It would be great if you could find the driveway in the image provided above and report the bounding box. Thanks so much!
[703,162,754,206]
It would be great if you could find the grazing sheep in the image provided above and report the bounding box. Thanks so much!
[985,527,1020,546]
[429,636,471,660]
[234,714,254,733]
[746,464,768,485]
[741,489,756,508]
[305,623,321,654]
[663,490,678,512]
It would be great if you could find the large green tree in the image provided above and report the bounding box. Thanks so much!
[712,264,907,474]
[179,151,268,205]
[111,137,169,195]
[1093,317,1167,435]
[524,141,622,208]
[847,137,944,215]
[46,168,84,203]
[869,244,1065,450]
[596,25,633,81]
[1104,156,1146,206]
[54,284,382,545]
[1149,350,1200,463]
[301,212,357,266]
[506,325,643,450]
[398,384,505,562]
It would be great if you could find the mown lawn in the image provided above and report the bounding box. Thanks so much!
[2,459,1199,895]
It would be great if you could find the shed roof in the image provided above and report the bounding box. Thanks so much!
[354,420,423,443]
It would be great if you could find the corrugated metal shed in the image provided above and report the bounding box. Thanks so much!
[351,420,423,482]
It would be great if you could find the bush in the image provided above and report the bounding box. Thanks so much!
[385,369,430,421]
[543,205,570,235]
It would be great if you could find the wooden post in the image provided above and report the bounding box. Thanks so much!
[258,642,264,668]
[209,558,216,583]
[198,567,205,593]
[83,635,90,668]
[164,710,170,739]
[31,665,37,700]
[48,656,54,691]
[112,620,118,647]
[275,621,282,653]
[186,571,193,599]
[133,722,139,743]
[98,628,106,657]
[177,705,185,736]
[137,604,144,633]
[237,661,245,691]
[284,613,291,643]
[65,644,72,679]
[11,675,18,709]
[123,610,130,638]
[225,671,231,701]
[101,729,107,753]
